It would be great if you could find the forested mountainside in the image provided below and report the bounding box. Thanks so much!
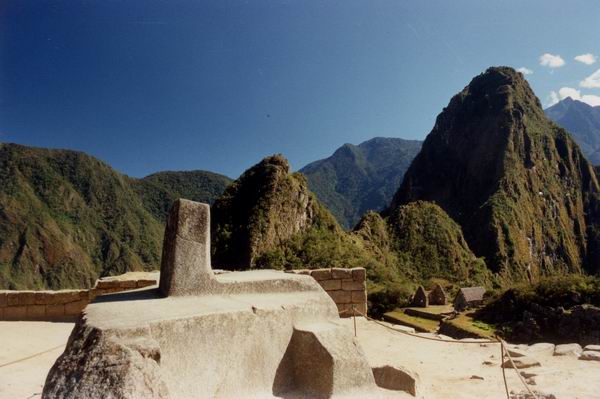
[0,143,230,289]
[300,137,421,229]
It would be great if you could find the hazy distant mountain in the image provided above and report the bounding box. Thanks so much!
[545,97,600,164]
[300,137,422,229]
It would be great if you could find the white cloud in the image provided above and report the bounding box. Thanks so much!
[547,91,560,107]
[580,68,600,88]
[517,67,533,75]
[575,53,597,65]
[539,53,565,68]
[549,87,600,107]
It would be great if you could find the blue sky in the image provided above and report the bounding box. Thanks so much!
[1,0,600,178]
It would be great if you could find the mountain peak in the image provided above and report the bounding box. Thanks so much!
[392,67,600,279]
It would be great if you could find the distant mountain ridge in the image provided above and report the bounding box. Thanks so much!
[546,97,600,165]
[0,143,231,289]
[300,137,422,228]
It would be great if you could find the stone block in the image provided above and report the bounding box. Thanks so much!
[34,292,53,305]
[46,304,65,319]
[372,365,419,396]
[65,299,88,316]
[46,291,80,305]
[328,290,351,304]
[287,322,376,398]
[351,290,367,303]
[136,279,157,288]
[554,343,583,356]
[7,292,20,306]
[337,303,352,316]
[27,304,46,320]
[159,199,214,296]
[331,268,351,279]
[121,280,138,288]
[0,292,6,307]
[319,279,341,291]
[342,280,364,291]
[351,268,366,282]
[580,351,600,361]
[78,290,92,301]
[310,269,331,281]
[4,305,27,320]
[502,355,541,369]
[527,343,555,356]
[18,291,37,305]
[95,280,122,289]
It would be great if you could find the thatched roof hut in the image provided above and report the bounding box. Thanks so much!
[412,285,428,307]
[453,287,485,311]
[428,284,447,305]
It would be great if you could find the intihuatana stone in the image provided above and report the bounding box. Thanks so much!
[44,200,394,399]
[159,199,215,296]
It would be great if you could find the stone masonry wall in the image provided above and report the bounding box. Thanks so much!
[286,267,367,317]
[0,268,367,321]
[0,273,156,322]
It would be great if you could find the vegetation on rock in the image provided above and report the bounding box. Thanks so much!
[391,66,600,281]
[132,170,231,221]
[478,275,600,343]
[0,143,231,289]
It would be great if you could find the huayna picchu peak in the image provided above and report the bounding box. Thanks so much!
[391,66,600,281]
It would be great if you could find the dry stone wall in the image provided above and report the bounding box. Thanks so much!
[0,274,156,321]
[286,267,367,317]
[0,268,367,321]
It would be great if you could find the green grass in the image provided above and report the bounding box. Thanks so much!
[383,309,441,332]
[405,305,454,315]
[446,312,497,339]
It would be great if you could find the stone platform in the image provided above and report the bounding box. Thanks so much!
[43,200,404,398]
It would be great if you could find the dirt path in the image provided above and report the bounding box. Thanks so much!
[0,321,73,399]
[340,317,600,399]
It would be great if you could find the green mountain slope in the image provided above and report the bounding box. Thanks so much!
[545,97,600,165]
[300,137,422,229]
[354,202,490,286]
[0,143,231,289]
[0,143,163,289]
[133,170,232,220]
[211,154,369,270]
[211,154,490,315]
[392,67,600,281]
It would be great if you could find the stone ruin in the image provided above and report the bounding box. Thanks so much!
[43,199,409,398]
[428,284,447,306]
[411,286,428,308]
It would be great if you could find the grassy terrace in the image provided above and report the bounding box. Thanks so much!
[383,309,441,332]
[443,312,497,339]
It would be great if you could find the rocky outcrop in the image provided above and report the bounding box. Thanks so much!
[391,67,600,280]
[211,155,323,269]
